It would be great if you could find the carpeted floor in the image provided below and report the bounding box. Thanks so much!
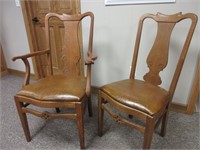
[0,74,199,150]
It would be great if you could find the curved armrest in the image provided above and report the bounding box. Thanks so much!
[12,49,50,61]
[12,49,50,86]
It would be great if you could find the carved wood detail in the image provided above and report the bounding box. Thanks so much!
[41,111,50,120]
[22,107,77,120]
[143,23,176,85]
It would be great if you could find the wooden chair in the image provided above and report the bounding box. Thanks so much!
[12,12,96,149]
[98,12,197,149]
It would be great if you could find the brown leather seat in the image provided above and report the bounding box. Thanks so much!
[101,79,169,115]
[18,75,86,102]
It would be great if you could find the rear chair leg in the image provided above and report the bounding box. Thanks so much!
[98,93,104,137]
[14,96,31,142]
[128,114,133,118]
[87,96,93,117]
[161,110,169,137]
[55,108,60,113]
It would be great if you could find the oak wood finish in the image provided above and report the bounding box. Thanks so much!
[20,0,81,79]
[98,12,197,149]
[13,12,96,149]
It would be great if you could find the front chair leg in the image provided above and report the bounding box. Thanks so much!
[87,96,93,117]
[143,117,155,149]
[14,96,31,142]
[76,103,85,149]
[98,94,104,137]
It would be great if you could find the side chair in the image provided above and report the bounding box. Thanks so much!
[98,12,197,149]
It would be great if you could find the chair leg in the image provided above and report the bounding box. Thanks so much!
[98,95,104,137]
[14,97,31,142]
[143,117,155,149]
[76,103,85,149]
[55,108,60,113]
[128,114,133,118]
[160,110,169,137]
[87,96,93,117]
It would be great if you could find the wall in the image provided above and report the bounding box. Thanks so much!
[0,0,199,105]
[0,0,34,73]
[0,1,2,44]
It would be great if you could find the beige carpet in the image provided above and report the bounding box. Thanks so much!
[0,74,199,149]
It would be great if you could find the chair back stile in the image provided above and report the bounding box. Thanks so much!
[168,13,197,99]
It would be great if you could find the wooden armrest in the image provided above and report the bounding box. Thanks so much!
[85,52,97,65]
[12,49,50,86]
[12,49,50,61]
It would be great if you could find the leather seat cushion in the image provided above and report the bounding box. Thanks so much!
[100,79,169,115]
[17,75,86,102]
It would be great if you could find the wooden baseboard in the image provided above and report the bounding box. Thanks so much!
[7,68,35,79]
[170,102,187,113]
[0,70,8,77]
[186,61,199,114]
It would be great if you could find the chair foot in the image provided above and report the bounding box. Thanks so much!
[55,108,60,113]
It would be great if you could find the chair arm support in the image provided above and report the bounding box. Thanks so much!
[85,65,92,97]
[85,52,97,96]
[12,50,50,86]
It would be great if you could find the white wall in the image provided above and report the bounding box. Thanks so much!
[0,0,199,105]
[0,1,2,44]
[0,0,33,73]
